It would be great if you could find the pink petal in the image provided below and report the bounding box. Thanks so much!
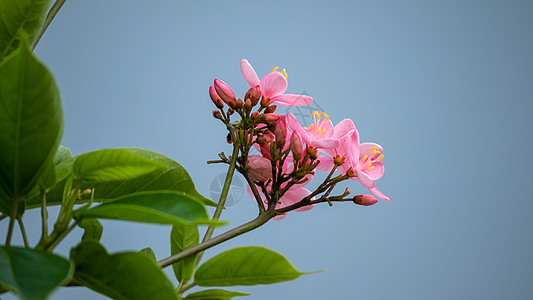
[282,188,315,212]
[316,155,335,172]
[260,72,288,99]
[365,162,384,180]
[240,59,260,87]
[320,120,335,138]
[312,138,340,149]
[286,113,311,145]
[270,94,313,107]
[334,119,358,139]
[359,143,383,158]
[354,168,376,189]
[369,187,391,201]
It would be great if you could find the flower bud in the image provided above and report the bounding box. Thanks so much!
[227,108,234,115]
[214,79,236,106]
[260,97,271,108]
[306,146,318,160]
[333,155,345,166]
[249,85,262,106]
[209,86,224,108]
[290,132,303,161]
[244,98,252,111]
[262,113,281,126]
[248,155,273,182]
[226,133,232,144]
[251,111,260,120]
[264,105,277,114]
[273,121,287,147]
[212,110,222,120]
[353,194,378,206]
[235,98,244,109]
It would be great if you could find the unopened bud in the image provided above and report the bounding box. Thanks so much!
[251,111,260,120]
[226,133,232,144]
[235,98,244,109]
[306,146,318,160]
[247,155,273,182]
[249,85,262,105]
[353,194,378,206]
[290,132,303,161]
[260,97,271,108]
[244,99,252,111]
[333,155,345,166]
[274,121,287,147]
[257,135,267,145]
[212,110,222,120]
[209,86,224,108]
[262,113,281,126]
[264,105,277,114]
[214,79,237,106]
[227,108,234,115]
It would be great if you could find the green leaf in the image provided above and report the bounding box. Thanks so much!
[77,191,222,226]
[138,247,156,262]
[70,241,177,300]
[72,149,167,186]
[0,246,73,300]
[25,148,216,209]
[0,0,52,61]
[77,218,103,242]
[0,33,63,214]
[195,247,304,286]
[53,145,72,165]
[89,148,216,207]
[184,289,250,300]
[171,223,199,283]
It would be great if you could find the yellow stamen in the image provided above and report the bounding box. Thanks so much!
[309,124,314,131]
[360,155,368,162]
[367,165,375,171]
[271,66,288,80]
[378,154,384,162]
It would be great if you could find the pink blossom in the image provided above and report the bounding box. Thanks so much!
[286,111,340,149]
[240,59,312,107]
[316,118,360,174]
[353,194,379,206]
[345,140,390,202]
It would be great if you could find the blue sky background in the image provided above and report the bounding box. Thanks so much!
[2,0,533,299]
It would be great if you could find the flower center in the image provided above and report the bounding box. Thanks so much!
[359,147,384,171]
[271,66,288,79]
[309,111,329,136]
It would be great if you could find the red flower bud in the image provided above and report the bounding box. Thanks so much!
[290,132,304,161]
[249,85,262,106]
[273,121,287,147]
[262,113,281,126]
[251,111,260,120]
[306,146,318,160]
[260,97,271,108]
[214,79,236,106]
[235,98,244,109]
[264,105,277,114]
[248,155,273,182]
[212,110,222,119]
[244,98,252,111]
[209,86,224,108]
[353,194,378,206]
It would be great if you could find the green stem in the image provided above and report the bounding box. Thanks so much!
[39,181,48,245]
[32,0,67,49]
[43,222,77,251]
[5,198,19,246]
[158,210,274,269]
[17,218,29,248]
[197,144,240,262]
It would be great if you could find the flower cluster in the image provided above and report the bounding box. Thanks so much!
[209,59,389,220]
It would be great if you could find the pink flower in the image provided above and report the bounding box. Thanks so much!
[316,118,360,174]
[240,59,313,107]
[345,140,390,202]
[213,79,236,107]
[286,111,340,149]
[353,194,379,206]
